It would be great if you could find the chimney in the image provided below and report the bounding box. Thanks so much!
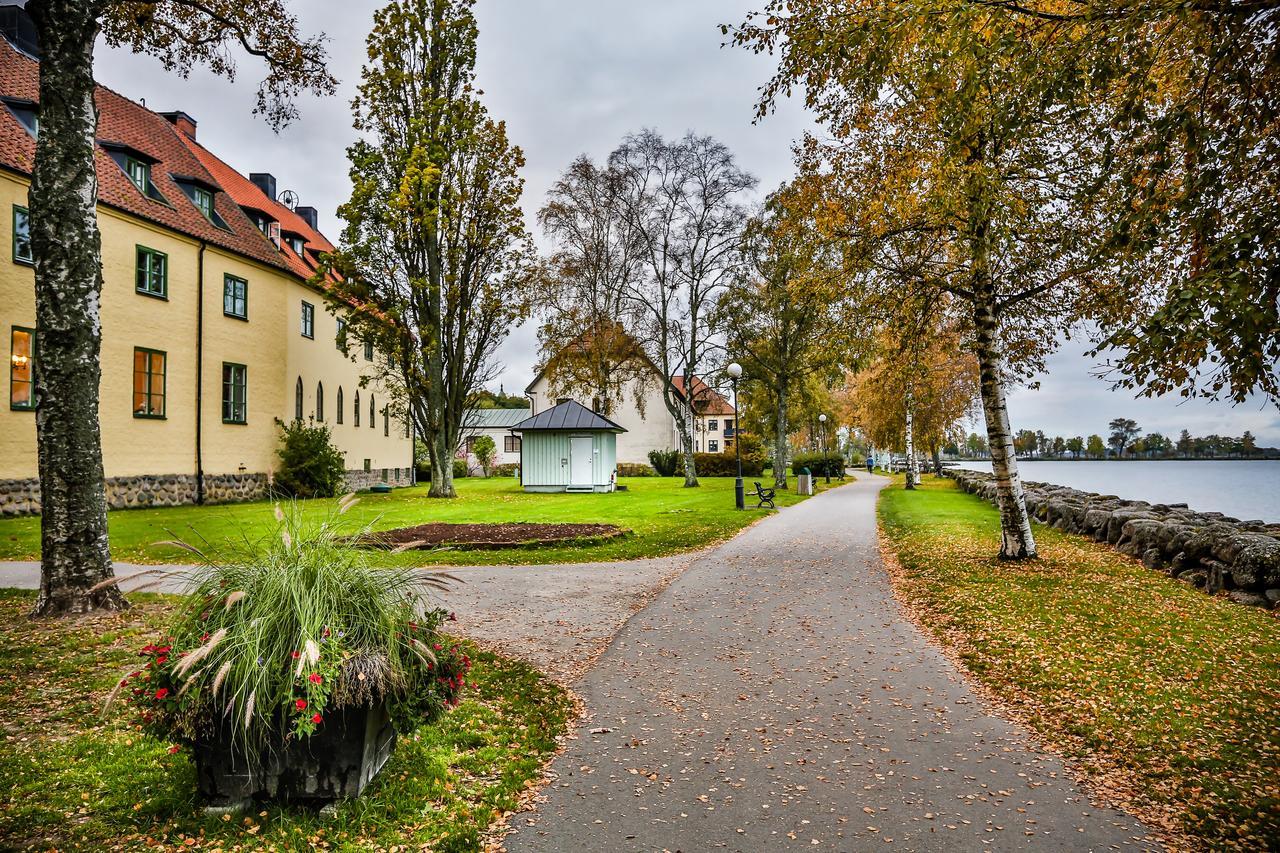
[158,110,198,139]
[249,173,277,201]
[294,206,319,231]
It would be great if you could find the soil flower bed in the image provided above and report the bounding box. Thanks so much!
[359,522,631,550]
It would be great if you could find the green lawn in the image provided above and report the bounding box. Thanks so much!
[0,475,829,567]
[0,590,573,851]
[879,475,1280,849]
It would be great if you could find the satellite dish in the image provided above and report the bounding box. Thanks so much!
[278,189,299,210]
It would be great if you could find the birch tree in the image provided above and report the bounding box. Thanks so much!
[534,156,648,415]
[330,0,535,499]
[733,2,1098,558]
[24,0,333,616]
[609,130,756,487]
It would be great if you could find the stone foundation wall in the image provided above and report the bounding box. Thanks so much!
[0,467,411,518]
[343,466,413,493]
[946,469,1280,609]
[0,472,271,516]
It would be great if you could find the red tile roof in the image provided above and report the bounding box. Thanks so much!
[0,38,330,281]
[672,374,735,416]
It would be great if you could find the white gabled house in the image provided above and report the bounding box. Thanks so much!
[459,407,529,474]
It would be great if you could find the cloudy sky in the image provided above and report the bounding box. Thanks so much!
[93,0,1280,445]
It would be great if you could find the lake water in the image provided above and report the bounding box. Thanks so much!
[952,460,1280,523]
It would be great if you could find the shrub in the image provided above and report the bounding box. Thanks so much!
[273,419,347,499]
[693,451,766,477]
[616,462,655,477]
[453,459,469,479]
[471,435,497,476]
[492,462,519,477]
[791,452,846,478]
[648,449,682,477]
[108,499,468,764]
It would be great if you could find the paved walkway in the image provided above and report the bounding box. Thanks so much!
[504,476,1158,851]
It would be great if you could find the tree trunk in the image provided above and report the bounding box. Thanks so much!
[931,444,943,476]
[903,391,917,490]
[773,383,789,488]
[429,429,456,498]
[27,0,126,617]
[972,298,1037,560]
[678,399,698,487]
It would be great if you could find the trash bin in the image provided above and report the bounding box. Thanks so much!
[798,468,814,496]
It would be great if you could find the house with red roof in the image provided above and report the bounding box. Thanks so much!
[0,28,412,514]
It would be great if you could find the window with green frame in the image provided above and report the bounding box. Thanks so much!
[12,206,31,265]
[300,301,315,338]
[222,363,247,424]
[223,275,247,319]
[132,348,166,418]
[10,326,35,410]
[136,246,167,298]
[193,186,215,220]
[125,157,149,193]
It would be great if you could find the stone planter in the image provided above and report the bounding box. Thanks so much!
[192,703,397,807]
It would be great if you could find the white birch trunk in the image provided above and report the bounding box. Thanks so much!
[904,391,917,490]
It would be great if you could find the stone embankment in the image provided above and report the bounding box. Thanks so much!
[946,469,1280,610]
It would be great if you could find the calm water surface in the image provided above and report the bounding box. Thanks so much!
[953,460,1280,523]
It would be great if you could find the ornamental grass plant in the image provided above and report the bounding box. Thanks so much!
[103,495,468,766]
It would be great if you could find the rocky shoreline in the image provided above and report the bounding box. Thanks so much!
[945,469,1280,610]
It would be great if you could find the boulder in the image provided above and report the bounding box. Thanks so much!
[1226,590,1272,609]
[1229,538,1280,591]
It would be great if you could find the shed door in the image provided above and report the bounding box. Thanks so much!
[570,436,594,486]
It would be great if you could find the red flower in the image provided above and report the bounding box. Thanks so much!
[155,656,167,665]
[433,643,442,652]
[295,699,307,711]
[200,633,210,643]
[311,713,323,725]
[291,651,301,660]
[154,688,169,700]
[308,673,322,684]
[167,745,180,754]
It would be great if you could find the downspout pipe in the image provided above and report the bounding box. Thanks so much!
[195,240,206,505]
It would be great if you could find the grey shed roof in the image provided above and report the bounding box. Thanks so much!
[510,400,627,433]
[465,408,531,429]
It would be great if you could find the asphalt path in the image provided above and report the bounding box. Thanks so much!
[503,475,1158,852]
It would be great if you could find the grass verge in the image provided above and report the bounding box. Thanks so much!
[0,476,833,568]
[878,475,1280,850]
[0,589,573,851]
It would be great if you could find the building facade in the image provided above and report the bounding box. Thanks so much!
[0,36,412,515]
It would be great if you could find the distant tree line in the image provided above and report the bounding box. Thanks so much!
[953,420,1271,460]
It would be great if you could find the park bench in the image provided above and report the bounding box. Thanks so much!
[751,481,776,510]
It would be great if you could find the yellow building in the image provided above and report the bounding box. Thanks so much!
[0,36,413,515]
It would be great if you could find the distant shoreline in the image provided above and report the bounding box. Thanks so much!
[951,457,1280,463]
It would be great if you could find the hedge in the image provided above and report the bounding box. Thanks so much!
[791,452,845,478]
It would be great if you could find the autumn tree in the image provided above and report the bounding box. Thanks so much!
[23,0,334,616]
[534,155,649,415]
[609,130,756,487]
[715,181,856,488]
[733,2,1108,558]
[1086,434,1106,459]
[330,0,535,499]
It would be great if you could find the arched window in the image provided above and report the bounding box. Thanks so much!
[383,406,389,436]
[294,377,303,422]
[354,390,361,427]
[316,381,324,422]
[336,387,344,424]
[369,394,375,429]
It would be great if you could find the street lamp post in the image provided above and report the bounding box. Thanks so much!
[819,413,830,484]
[728,362,744,510]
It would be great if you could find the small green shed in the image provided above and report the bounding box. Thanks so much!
[511,400,625,493]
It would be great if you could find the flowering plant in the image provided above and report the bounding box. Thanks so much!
[104,496,466,761]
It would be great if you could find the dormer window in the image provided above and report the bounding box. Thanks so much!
[125,157,149,193]
[102,144,164,202]
[192,186,214,220]
[2,98,38,137]
[286,234,305,256]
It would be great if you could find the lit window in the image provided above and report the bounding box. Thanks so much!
[222,363,247,424]
[223,275,247,319]
[300,301,314,338]
[125,157,149,193]
[132,348,166,418]
[12,206,31,265]
[10,326,35,410]
[136,246,167,298]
